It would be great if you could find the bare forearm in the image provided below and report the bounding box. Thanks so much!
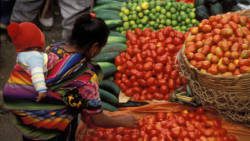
[88,113,126,128]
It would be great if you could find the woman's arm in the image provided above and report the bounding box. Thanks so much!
[88,112,138,128]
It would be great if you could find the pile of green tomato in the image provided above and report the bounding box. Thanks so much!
[117,0,199,33]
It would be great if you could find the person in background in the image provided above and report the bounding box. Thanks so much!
[3,13,137,141]
[7,22,48,102]
[10,0,93,40]
[0,0,15,38]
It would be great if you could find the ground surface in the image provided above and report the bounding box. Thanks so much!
[0,8,62,141]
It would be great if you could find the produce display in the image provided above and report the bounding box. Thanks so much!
[83,108,237,141]
[177,0,194,3]
[115,27,187,101]
[117,0,199,33]
[94,0,124,29]
[94,1,150,111]
[97,62,148,111]
[195,0,243,21]
[185,13,250,76]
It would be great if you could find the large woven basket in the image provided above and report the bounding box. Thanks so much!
[177,10,250,124]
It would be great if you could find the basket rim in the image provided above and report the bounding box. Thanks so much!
[181,45,250,79]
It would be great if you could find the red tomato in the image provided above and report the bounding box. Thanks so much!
[202,61,211,69]
[168,79,174,89]
[194,53,205,61]
[135,28,142,36]
[143,62,153,71]
[208,64,218,75]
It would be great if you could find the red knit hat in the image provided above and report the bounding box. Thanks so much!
[7,22,45,52]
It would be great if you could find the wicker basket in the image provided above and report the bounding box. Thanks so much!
[177,10,250,124]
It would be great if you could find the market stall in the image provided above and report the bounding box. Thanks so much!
[79,0,250,140]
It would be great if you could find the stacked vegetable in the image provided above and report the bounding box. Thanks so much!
[185,13,250,76]
[115,27,187,101]
[195,0,243,21]
[93,1,148,111]
[117,0,199,33]
[94,0,123,29]
[83,108,237,141]
[177,0,194,3]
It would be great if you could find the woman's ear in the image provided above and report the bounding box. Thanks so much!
[87,42,101,59]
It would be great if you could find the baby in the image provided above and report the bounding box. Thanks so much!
[7,22,48,102]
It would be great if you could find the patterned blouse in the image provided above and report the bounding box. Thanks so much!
[3,41,103,140]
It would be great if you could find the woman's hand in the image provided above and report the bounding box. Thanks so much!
[75,120,87,141]
[116,114,138,128]
[36,92,47,102]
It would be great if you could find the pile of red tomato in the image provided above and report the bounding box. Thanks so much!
[115,27,187,101]
[83,108,237,141]
[185,13,250,76]
[176,0,194,3]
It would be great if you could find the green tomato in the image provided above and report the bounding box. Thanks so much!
[154,24,158,29]
[136,19,141,24]
[158,24,164,29]
[177,16,182,22]
[189,12,196,19]
[166,12,171,18]
[132,14,137,20]
[141,2,149,10]
[132,24,137,29]
[122,16,129,22]
[121,7,127,12]
[159,14,165,19]
[149,13,154,19]
[194,20,199,25]
[165,19,171,25]
[123,22,129,29]
[138,12,144,18]
[141,17,148,23]
[170,7,176,13]
[181,14,187,20]
[149,21,155,26]
[136,6,142,12]
[138,24,143,28]
[160,19,165,24]
[151,8,156,13]
[165,2,172,10]
[149,1,156,9]
[127,2,133,8]
[171,14,177,20]
[180,11,185,16]
[191,19,197,24]
[123,9,130,15]
[156,6,161,12]
[119,12,123,17]
[188,4,194,9]
[187,24,193,28]
[144,9,150,14]
[181,5,187,11]
[156,18,160,23]
[185,18,191,24]
[171,20,177,26]
[130,20,136,25]
[161,9,166,14]
[181,26,187,31]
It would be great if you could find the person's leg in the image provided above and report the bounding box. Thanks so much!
[39,0,54,29]
[58,0,92,40]
[10,0,44,22]
[0,0,15,25]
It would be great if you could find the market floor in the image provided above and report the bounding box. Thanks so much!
[0,11,62,141]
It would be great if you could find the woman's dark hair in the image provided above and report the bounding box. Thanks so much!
[69,13,110,51]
